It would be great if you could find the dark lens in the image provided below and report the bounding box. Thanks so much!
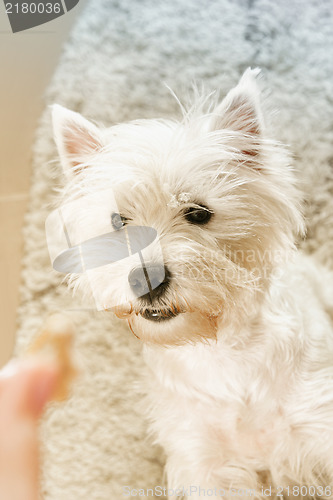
[184,206,212,225]
[111,212,126,230]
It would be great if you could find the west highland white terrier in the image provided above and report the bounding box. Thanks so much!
[50,69,333,499]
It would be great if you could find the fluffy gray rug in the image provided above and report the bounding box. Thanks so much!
[16,0,333,498]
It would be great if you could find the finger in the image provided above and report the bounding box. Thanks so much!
[0,359,60,418]
[0,360,60,500]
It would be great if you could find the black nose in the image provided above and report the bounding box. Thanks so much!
[128,263,171,301]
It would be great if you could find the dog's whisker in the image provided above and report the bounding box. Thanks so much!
[127,318,140,340]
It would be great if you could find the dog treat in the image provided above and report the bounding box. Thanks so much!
[27,313,77,401]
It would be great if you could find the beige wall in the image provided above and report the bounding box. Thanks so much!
[0,2,87,367]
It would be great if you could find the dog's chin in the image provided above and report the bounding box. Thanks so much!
[128,309,219,346]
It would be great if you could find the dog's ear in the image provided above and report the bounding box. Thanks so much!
[211,68,263,138]
[52,105,104,176]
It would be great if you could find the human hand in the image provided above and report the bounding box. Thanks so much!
[0,359,60,500]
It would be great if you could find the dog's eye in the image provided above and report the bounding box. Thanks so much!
[184,206,213,225]
[111,212,127,231]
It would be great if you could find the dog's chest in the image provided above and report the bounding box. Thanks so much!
[144,342,289,461]
[204,399,285,460]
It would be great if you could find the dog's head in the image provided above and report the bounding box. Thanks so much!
[50,69,304,345]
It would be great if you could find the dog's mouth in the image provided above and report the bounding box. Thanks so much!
[112,303,184,321]
[140,307,181,322]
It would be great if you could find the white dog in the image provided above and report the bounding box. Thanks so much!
[51,69,333,499]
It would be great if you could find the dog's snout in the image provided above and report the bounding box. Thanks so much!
[128,263,170,300]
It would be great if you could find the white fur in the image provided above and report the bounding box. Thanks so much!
[52,69,333,498]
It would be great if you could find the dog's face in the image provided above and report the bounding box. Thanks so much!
[51,69,304,345]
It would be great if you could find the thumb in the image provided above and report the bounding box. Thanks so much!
[0,358,60,418]
[0,360,60,500]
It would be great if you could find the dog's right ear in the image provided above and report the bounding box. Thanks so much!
[52,104,104,176]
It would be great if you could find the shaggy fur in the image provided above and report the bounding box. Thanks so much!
[51,70,333,498]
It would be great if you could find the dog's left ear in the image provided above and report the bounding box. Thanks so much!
[52,104,104,176]
[211,68,264,138]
